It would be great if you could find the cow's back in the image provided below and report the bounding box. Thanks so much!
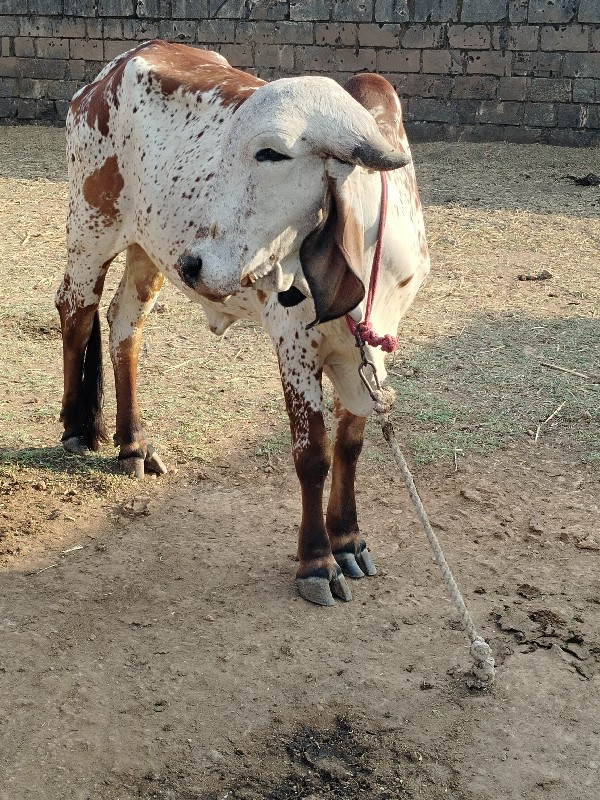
[66,41,265,287]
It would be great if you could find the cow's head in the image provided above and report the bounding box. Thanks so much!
[178,76,409,324]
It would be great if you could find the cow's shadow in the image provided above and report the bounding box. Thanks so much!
[0,445,121,476]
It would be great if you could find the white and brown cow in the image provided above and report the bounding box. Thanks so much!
[56,40,430,606]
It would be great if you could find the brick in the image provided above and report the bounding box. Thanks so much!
[290,0,332,21]
[315,23,356,45]
[331,1,373,22]
[408,97,459,123]
[17,99,37,119]
[0,16,18,36]
[0,97,16,118]
[414,0,458,22]
[29,0,62,12]
[158,19,197,42]
[523,102,556,126]
[540,24,589,51]
[99,0,136,14]
[556,102,585,127]
[534,51,563,76]
[197,19,235,43]
[528,77,571,101]
[498,76,527,100]
[103,18,124,39]
[0,77,15,96]
[18,78,46,99]
[587,106,600,127]
[336,47,376,71]
[295,45,335,71]
[578,0,600,24]
[423,49,464,74]
[563,53,600,78]
[543,128,600,145]
[376,48,420,72]
[593,28,600,52]
[20,17,53,37]
[388,73,452,98]
[46,80,80,101]
[357,24,400,48]
[401,25,443,48]
[67,60,86,80]
[477,100,523,124]
[56,100,71,120]
[452,75,497,99]
[52,18,87,38]
[122,19,160,40]
[528,0,576,24]
[374,0,409,22]
[70,38,103,60]
[172,0,209,17]
[86,19,104,38]
[508,0,528,23]
[35,38,70,59]
[448,25,491,49]
[492,26,539,51]
[254,43,294,70]
[248,1,288,20]
[136,0,171,16]
[84,60,106,81]
[467,50,512,76]
[15,38,35,58]
[63,0,96,14]
[21,58,67,80]
[216,43,253,67]
[461,0,506,23]
[573,78,600,102]
[0,56,17,76]
[103,40,138,61]
[0,0,26,12]
[1,37,10,57]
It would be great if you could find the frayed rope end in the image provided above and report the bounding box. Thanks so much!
[466,638,496,690]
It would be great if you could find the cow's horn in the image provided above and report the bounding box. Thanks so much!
[348,140,411,171]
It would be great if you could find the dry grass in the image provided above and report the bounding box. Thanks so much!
[0,128,598,492]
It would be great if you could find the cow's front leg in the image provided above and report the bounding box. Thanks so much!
[279,367,352,607]
[326,398,377,579]
[107,244,167,478]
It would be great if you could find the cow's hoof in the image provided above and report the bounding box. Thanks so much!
[121,456,146,479]
[62,436,91,456]
[334,543,377,578]
[145,444,168,475]
[296,566,353,606]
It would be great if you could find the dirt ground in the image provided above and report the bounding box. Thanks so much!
[0,127,599,800]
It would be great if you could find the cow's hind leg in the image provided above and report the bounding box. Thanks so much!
[107,244,166,478]
[56,254,112,454]
[326,397,377,579]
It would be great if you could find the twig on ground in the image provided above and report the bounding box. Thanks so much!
[61,544,84,554]
[163,358,196,373]
[534,401,567,442]
[539,361,596,381]
[34,563,58,575]
[454,447,464,472]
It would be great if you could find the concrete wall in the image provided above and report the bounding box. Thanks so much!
[1,1,599,144]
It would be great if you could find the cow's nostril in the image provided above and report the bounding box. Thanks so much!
[180,254,203,287]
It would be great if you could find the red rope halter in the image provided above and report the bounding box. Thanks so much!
[345,172,398,353]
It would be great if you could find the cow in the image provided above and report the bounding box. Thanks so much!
[56,40,430,606]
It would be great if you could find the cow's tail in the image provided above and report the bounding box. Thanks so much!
[81,310,109,451]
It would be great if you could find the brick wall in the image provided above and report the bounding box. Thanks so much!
[1,1,599,145]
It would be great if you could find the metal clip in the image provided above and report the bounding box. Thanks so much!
[354,330,382,403]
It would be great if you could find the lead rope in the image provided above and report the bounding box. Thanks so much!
[352,175,496,690]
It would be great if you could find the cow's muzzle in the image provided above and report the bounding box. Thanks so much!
[178,253,228,302]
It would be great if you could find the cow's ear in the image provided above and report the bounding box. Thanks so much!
[300,161,366,326]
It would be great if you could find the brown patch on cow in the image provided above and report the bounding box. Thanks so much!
[256,289,267,304]
[83,156,125,223]
[397,274,414,289]
[140,40,264,110]
[343,73,407,150]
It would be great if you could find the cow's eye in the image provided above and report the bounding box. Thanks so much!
[255,148,291,162]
